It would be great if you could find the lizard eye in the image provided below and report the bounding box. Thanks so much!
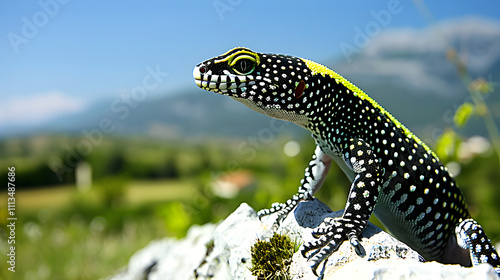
[230,56,256,75]
[199,65,208,74]
[233,58,255,75]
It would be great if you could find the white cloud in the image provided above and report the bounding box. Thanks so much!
[0,91,86,126]
[337,17,500,97]
[363,17,500,72]
[365,17,500,57]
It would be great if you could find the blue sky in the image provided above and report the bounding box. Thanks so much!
[1,0,500,127]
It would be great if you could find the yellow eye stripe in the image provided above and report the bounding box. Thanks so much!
[229,54,257,67]
[215,48,261,66]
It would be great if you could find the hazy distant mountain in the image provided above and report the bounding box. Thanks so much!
[93,90,305,139]
[338,17,500,97]
[3,17,500,140]
[334,17,500,138]
[9,89,305,140]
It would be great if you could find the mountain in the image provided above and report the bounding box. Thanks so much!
[3,17,500,141]
[10,89,306,140]
[334,17,500,139]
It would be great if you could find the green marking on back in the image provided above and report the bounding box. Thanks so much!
[301,58,437,158]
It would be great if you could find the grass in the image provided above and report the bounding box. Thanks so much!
[7,215,165,280]
[1,138,499,279]
[0,179,196,280]
[0,179,195,210]
[11,185,76,210]
[250,232,300,280]
[125,180,195,204]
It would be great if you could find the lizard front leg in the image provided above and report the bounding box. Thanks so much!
[257,145,332,223]
[302,139,383,275]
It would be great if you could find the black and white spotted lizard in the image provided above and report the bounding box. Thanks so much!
[193,47,500,276]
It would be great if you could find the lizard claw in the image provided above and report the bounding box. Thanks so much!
[348,233,366,257]
[257,193,311,223]
[301,217,365,276]
[257,202,291,224]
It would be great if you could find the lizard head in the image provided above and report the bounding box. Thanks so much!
[193,47,315,128]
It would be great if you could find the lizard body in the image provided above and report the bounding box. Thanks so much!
[193,47,500,276]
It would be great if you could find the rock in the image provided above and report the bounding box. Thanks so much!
[194,202,266,279]
[108,199,499,280]
[108,224,217,280]
[278,199,423,279]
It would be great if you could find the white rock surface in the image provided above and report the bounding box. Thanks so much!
[109,224,217,280]
[108,200,499,280]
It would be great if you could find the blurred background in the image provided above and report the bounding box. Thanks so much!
[1,0,500,279]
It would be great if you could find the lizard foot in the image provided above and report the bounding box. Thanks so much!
[456,219,500,275]
[257,193,312,224]
[301,217,365,276]
[257,192,312,224]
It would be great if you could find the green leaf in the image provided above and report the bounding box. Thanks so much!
[435,129,460,163]
[454,102,475,128]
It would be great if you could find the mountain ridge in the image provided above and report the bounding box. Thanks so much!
[3,17,499,140]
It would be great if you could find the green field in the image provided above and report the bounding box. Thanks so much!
[5,180,194,211]
[0,180,198,280]
[1,134,500,279]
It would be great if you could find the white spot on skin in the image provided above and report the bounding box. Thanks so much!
[416,212,425,221]
[363,190,370,198]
